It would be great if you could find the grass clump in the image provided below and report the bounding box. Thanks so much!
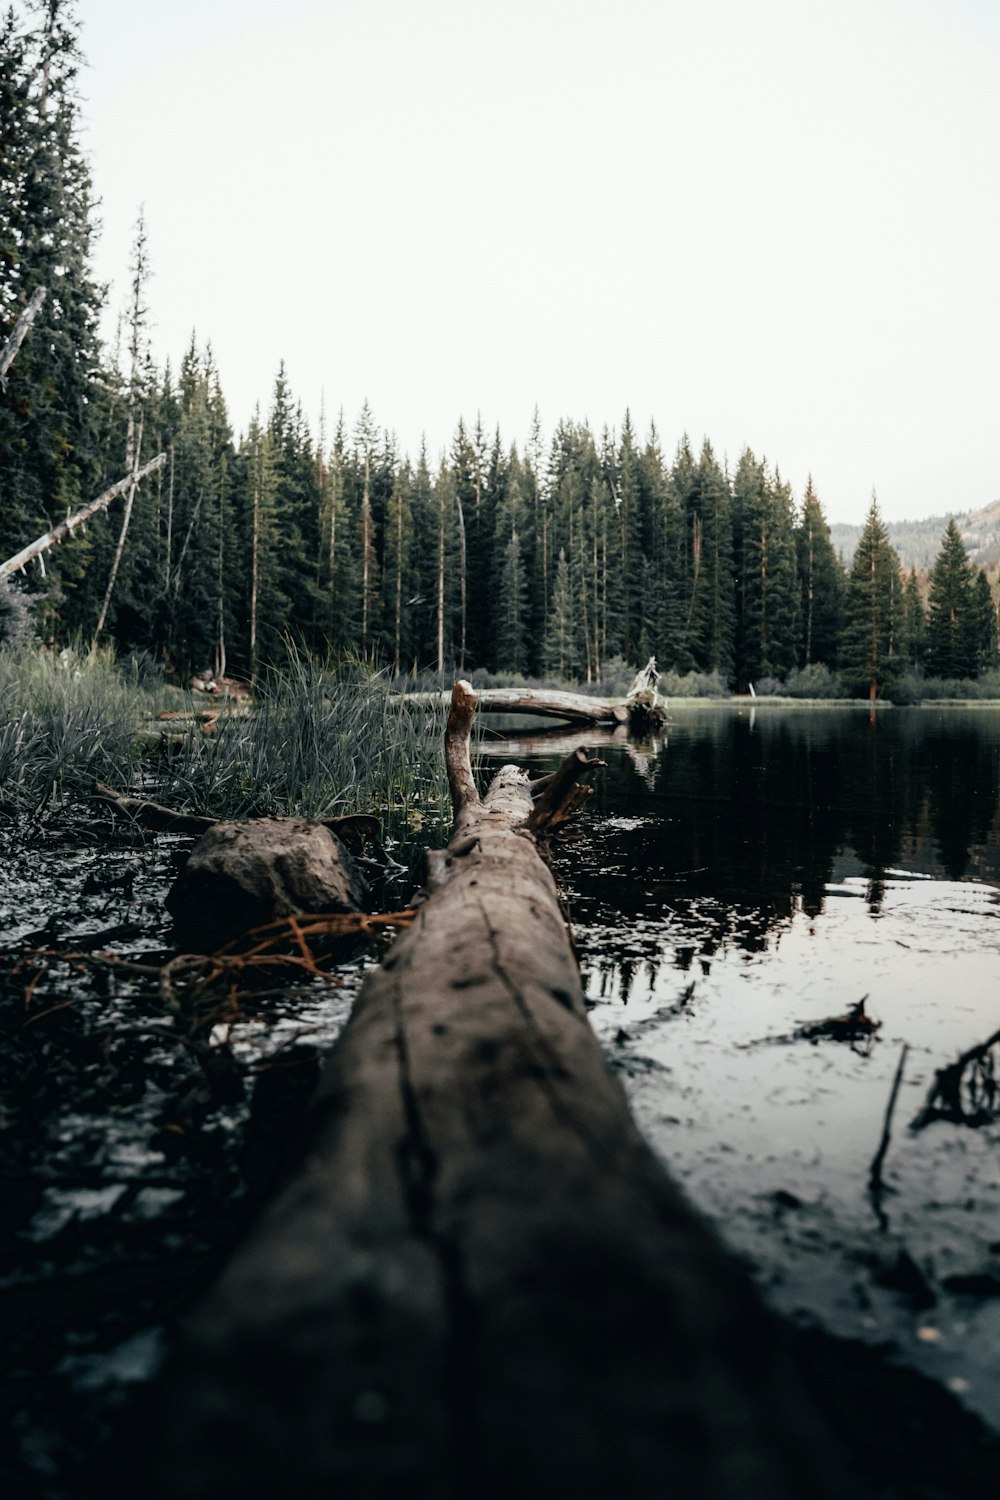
[160,652,448,830]
[0,642,153,815]
[0,644,449,833]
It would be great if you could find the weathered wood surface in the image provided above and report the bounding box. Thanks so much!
[400,684,636,723]
[397,655,666,727]
[155,682,861,1500]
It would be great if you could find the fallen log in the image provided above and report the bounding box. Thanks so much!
[398,655,666,728]
[153,681,863,1500]
[0,453,167,581]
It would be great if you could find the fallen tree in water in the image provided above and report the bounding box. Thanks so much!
[399,655,667,728]
[153,680,861,1500]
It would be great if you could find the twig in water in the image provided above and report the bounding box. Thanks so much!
[868,1043,909,1231]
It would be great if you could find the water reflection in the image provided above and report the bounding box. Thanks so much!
[487,707,1000,969]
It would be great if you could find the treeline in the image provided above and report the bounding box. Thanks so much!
[2,3,998,695]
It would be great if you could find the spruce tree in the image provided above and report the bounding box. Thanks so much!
[971,570,998,674]
[926,520,977,679]
[899,567,926,671]
[795,477,844,668]
[0,0,106,610]
[840,496,903,698]
[543,546,579,680]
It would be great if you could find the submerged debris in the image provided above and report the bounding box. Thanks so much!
[911,1026,1000,1130]
[742,995,882,1053]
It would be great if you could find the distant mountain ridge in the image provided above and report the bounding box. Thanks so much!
[831,498,1000,571]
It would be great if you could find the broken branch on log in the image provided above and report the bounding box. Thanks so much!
[153,679,860,1500]
[0,453,167,581]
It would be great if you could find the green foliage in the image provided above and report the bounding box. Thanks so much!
[782,662,846,699]
[0,641,151,812]
[839,497,903,698]
[161,652,447,826]
[926,520,978,679]
[796,477,844,668]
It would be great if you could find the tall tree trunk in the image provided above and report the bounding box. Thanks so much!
[456,489,467,672]
[250,470,261,683]
[393,492,403,676]
[361,451,372,648]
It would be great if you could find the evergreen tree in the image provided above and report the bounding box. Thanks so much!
[543,546,579,680]
[926,520,978,679]
[0,0,106,612]
[971,570,998,674]
[899,567,926,670]
[795,477,843,668]
[840,496,903,698]
[733,454,798,686]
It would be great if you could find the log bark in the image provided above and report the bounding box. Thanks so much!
[400,685,661,726]
[154,682,863,1500]
[0,454,167,581]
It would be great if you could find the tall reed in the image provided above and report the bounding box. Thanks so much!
[0,643,151,814]
[156,652,449,829]
[0,644,450,830]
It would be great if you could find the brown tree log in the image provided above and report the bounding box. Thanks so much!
[399,685,661,726]
[154,681,862,1500]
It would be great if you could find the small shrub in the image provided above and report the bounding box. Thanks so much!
[657,669,729,698]
[783,663,846,699]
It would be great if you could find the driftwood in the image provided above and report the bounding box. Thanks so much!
[154,681,860,1500]
[0,453,167,581]
[0,285,46,391]
[399,656,666,728]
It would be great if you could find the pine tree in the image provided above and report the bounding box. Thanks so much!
[795,477,844,668]
[926,520,978,679]
[543,546,578,680]
[899,567,926,670]
[0,1,106,610]
[840,496,903,698]
[971,570,998,673]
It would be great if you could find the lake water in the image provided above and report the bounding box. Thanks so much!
[484,704,1000,1431]
[3,702,999,1494]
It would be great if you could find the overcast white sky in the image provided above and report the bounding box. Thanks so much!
[69,0,1000,523]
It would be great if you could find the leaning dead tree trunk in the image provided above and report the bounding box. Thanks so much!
[398,656,666,728]
[0,285,46,392]
[155,681,859,1500]
[0,453,167,582]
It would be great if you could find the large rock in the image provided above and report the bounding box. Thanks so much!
[166,818,367,952]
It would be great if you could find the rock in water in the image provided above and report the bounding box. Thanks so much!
[166,818,367,952]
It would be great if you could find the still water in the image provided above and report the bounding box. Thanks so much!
[484,705,1000,1430]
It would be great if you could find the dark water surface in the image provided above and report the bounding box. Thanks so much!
[486,705,1000,1432]
[2,705,999,1494]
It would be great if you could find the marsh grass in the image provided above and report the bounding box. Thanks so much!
[0,643,153,814]
[0,645,449,830]
[162,653,448,828]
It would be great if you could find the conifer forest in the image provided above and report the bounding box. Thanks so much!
[3,6,999,697]
[4,7,1000,1500]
